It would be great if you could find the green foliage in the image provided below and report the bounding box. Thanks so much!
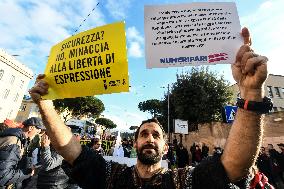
[138,67,233,132]
[138,99,162,117]
[95,117,117,129]
[170,67,232,124]
[53,96,105,120]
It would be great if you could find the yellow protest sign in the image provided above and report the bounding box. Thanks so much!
[79,140,91,146]
[43,21,129,99]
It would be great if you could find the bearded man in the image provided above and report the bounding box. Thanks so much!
[29,27,271,188]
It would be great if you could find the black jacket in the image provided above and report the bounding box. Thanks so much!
[37,146,69,189]
[63,146,250,189]
[176,147,189,168]
[0,128,32,187]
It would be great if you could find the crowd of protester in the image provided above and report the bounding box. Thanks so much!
[256,144,284,188]
[165,140,211,169]
[165,137,284,189]
[1,118,284,189]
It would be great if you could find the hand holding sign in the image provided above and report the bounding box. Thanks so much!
[144,2,242,68]
[231,27,268,101]
[29,74,48,103]
[43,21,129,100]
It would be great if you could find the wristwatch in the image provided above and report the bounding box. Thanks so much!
[236,96,273,114]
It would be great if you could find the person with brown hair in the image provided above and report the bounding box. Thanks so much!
[29,27,271,188]
[89,138,104,156]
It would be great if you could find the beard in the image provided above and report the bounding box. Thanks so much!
[136,143,163,165]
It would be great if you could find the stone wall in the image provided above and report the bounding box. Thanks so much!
[175,111,284,155]
[262,111,284,149]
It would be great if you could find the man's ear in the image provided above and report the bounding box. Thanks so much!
[163,143,169,155]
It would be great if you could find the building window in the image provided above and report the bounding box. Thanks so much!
[275,87,281,98]
[21,104,27,111]
[20,80,24,89]
[282,88,284,96]
[14,93,19,102]
[267,86,273,98]
[0,70,4,80]
[3,89,10,99]
[10,75,15,84]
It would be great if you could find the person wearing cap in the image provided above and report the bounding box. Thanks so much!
[36,133,70,189]
[0,117,44,188]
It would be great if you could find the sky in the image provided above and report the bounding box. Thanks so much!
[0,0,283,131]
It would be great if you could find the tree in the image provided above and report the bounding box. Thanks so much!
[170,67,233,128]
[138,99,162,117]
[129,126,139,131]
[95,117,117,129]
[138,67,233,132]
[53,96,105,121]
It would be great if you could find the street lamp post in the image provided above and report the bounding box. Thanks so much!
[161,84,171,143]
[138,84,171,142]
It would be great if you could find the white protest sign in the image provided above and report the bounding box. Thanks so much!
[144,2,242,68]
[174,119,188,134]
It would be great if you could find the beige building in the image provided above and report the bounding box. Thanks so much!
[176,111,284,156]
[15,99,41,123]
[15,99,71,123]
[0,49,33,122]
[231,74,284,112]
